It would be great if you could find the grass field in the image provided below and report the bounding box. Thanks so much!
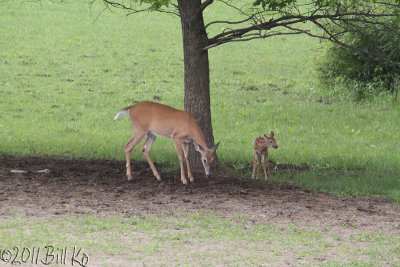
[1,2,400,266]
[1,1,399,201]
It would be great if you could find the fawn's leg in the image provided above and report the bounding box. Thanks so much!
[251,151,258,179]
[256,154,262,179]
[125,132,145,180]
[261,153,268,180]
[173,139,188,185]
[142,133,161,181]
[182,142,194,182]
[267,154,271,179]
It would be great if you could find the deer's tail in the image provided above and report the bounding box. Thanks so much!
[113,107,131,121]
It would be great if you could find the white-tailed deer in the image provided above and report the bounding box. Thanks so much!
[251,131,278,180]
[114,101,220,185]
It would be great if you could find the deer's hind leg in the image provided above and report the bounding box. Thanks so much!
[142,133,161,181]
[125,132,146,180]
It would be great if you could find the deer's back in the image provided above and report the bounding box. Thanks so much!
[129,101,197,138]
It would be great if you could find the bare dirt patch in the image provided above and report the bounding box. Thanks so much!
[0,155,398,233]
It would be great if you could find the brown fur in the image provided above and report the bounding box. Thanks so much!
[251,131,278,180]
[116,101,219,184]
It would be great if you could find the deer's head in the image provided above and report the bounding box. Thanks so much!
[194,142,220,178]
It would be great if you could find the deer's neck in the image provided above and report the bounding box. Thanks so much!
[191,126,209,150]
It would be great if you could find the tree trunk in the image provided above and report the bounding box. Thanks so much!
[177,0,218,173]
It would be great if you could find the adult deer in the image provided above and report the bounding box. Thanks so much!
[114,101,220,185]
[251,131,278,180]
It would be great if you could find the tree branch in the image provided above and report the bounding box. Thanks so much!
[205,15,256,29]
[203,31,305,49]
[201,0,214,12]
[206,9,398,50]
[100,0,179,17]
[310,19,399,64]
[216,0,252,17]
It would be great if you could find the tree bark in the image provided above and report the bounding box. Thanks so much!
[177,0,218,173]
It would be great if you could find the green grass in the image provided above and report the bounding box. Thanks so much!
[0,1,399,201]
[279,169,400,201]
[1,213,399,266]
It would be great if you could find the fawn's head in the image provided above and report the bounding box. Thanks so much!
[255,130,278,150]
[194,142,220,178]
[263,131,278,149]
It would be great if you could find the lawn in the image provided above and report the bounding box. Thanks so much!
[0,2,399,198]
[1,213,399,266]
[0,2,399,264]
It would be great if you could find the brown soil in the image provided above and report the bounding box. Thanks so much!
[0,155,399,232]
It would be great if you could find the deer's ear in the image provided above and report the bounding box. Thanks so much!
[269,130,275,137]
[212,141,220,152]
[193,142,204,152]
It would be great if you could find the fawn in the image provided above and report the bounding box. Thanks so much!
[251,131,278,180]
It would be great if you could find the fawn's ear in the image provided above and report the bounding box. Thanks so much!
[269,130,275,137]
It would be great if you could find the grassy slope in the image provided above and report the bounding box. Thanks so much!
[0,1,399,200]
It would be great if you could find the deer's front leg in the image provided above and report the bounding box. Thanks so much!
[182,142,194,182]
[261,153,268,180]
[174,139,188,185]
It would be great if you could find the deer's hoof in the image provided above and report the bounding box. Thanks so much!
[127,175,133,181]
[155,174,161,181]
